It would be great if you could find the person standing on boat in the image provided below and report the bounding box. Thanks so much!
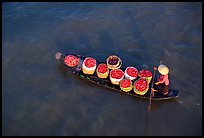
[152,64,169,95]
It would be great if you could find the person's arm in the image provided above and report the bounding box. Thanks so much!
[156,75,168,85]
[158,77,165,83]
[153,67,160,85]
[155,81,160,85]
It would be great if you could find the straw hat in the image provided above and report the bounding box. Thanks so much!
[158,64,169,75]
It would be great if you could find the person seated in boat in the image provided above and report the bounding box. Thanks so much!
[151,64,169,95]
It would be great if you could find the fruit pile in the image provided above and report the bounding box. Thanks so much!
[119,79,132,92]
[110,69,124,85]
[97,63,108,73]
[139,69,152,83]
[63,54,153,95]
[110,69,124,79]
[108,57,118,65]
[134,78,149,95]
[64,55,79,67]
[125,67,138,80]
[84,57,96,68]
[97,63,109,78]
[82,57,97,75]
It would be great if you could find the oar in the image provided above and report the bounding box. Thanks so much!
[144,67,157,135]
[147,67,157,112]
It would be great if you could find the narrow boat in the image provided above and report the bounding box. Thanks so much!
[55,52,179,100]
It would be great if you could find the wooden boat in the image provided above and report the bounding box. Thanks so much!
[56,53,179,100]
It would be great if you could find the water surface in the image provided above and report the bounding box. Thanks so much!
[2,2,202,136]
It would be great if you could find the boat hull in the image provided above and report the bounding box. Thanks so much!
[57,53,179,100]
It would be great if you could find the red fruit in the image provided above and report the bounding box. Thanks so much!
[126,67,138,77]
[64,55,79,67]
[134,78,148,92]
[120,79,131,88]
[97,63,108,73]
[139,69,152,77]
[84,57,96,68]
[110,69,124,79]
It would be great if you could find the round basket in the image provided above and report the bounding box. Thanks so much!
[119,79,133,92]
[133,78,149,95]
[134,84,149,95]
[96,70,109,79]
[106,55,122,70]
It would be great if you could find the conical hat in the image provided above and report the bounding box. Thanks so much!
[158,64,169,75]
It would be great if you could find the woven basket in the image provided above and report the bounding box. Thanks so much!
[96,70,109,79]
[107,55,122,70]
[133,81,149,95]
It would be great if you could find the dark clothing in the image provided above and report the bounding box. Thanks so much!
[154,83,169,95]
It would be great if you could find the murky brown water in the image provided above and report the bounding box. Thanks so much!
[2,2,202,136]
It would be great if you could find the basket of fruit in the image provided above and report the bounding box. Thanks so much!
[139,69,152,84]
[133,78,149,95]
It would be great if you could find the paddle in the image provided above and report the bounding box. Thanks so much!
[147,67,157,113]
[144,67,157,135]
[144,68,156,136]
